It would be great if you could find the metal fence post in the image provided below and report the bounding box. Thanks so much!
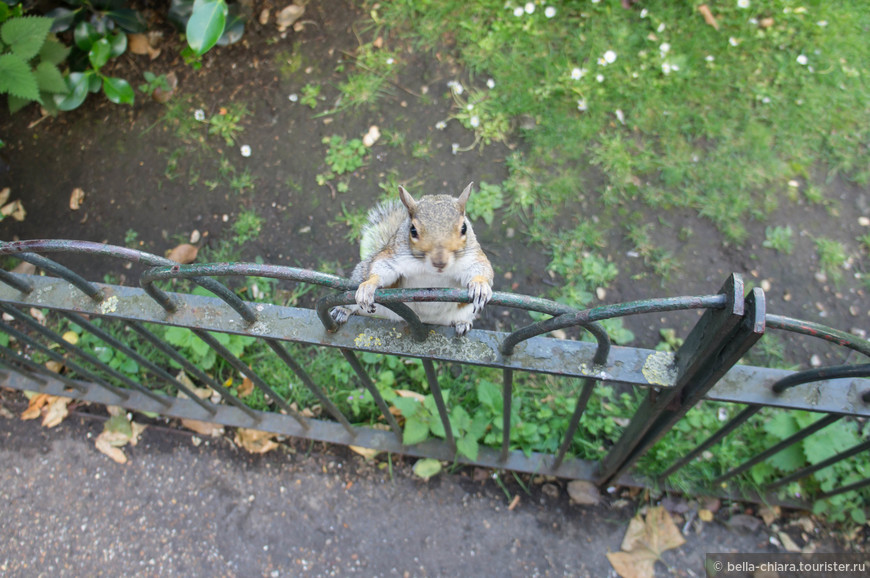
[597,275,765,485]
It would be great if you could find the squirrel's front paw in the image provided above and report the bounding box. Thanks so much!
[355,281,378,313]
[453,321,473,337]
[330,306,352,326]
[467,278,493,314]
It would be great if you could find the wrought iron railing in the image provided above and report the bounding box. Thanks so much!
[1,239,868,509]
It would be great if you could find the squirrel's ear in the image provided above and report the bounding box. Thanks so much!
[398,186,417,213]
[457,182,473,212]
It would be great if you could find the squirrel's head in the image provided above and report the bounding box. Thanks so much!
[399,183,473,272]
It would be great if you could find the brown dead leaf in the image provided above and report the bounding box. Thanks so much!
[237,375,254,398]
[181,418,224,437]
[607,506,687,578]
[95,431,129,464]
[759,505,781,526]
[0,187,9,206]
[44,360,64,373]
[1,200,26,221]
[395,389,426,402]
[777,531,802,553]
[349,445,381,460]
[276,4,304,32]
[698,4,719,30]
[11,260,36,275]
[567,480,601,505]
[167,243,199,264]
[94,414,147,463]
[42,396,71,428]
[698,509,714,522]
[234,428,279,454]
[69,188,85,210]
[21,393,51,420]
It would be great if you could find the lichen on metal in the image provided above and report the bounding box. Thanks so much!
[641,351,678,387]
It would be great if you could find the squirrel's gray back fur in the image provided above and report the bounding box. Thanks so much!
[358,200,407,260]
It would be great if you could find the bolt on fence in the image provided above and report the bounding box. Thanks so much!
[0,240,868,511]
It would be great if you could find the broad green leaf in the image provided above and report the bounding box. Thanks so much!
[763,411,798,440]
[1,16,52,60]
[186,0,227,56]
[767,443,805,473]
[456,435,479,461]
[39,37,71,66]
[74,21,99,51]
[106,8,146,33]
[392,397,422,419]
[0,53,40,102]
[164,326,192,347]
[477,380,502,413]
[108,31,127,58]
[45,7,77,33]
[403,416,430,446]
[34,61,68,94]
[89,37,111,69]
[412,458,441,480]
[803,420,860,465]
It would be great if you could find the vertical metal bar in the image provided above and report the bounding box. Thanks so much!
[598,277,764,485]
[657,405,762,483]
[551,378,597,471]
[0,344,87,393]
[191,329,308,429]
[768,438,870,490]
[265,339,356,437]
[422,359,455,451]
[0,322,133,401]
[59,312,226,417]
[500,368,513,462]
[339,348,402,438]
[712,414,841,486]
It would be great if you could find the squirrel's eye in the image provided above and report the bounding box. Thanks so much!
[461,222,468,235]
[410,224,418,239]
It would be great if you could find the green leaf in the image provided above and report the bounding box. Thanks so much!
[0,53,40,102]
[105,9,146,33]
[45,7,77,33]
[89,37,111,69]
[1,16,52,60]
[456,435,479,461]
[108,32,127,58]
[392,397,422,419]
[767,443,805,473]
[34,61,68,94]
[403,416,430,446]
[477,380,502,413]
[412,458,441,480]
[39,37,71,66]
[164,326,192,347]
[764,411,798,440]
[74,21,100,51]
[186,0,227,57]
[803,420,860,465]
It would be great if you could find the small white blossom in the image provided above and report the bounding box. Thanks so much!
[705,55,715,62]
[661,62,672,75]
[748,17,758,25]
[615,109,625,125]
[729,37,739,47]
[435,121,447,130]
[571,67,586,80]
[640,8,648,18]
[596,74,604,83]
[657,22,665,33]
[659,42,670,55]
[513,6,524,17]
[386,57,395,65]
[486,78,496,89]
[240,145,251,157]
[762,96,771,104]
[466,104,474,111]
[447,81,464,95]
[737,0,750,9]
[288,94,298,102]
[603,50,617,64]
[469,116,480,128]
[545,6,556,18]
[817,20,828,27]
[577,99,588,111]
[451,143,460,154]
[194,109,205,121]
[796,54,808,65]
[524,2,535,14]
[591,0,600,3]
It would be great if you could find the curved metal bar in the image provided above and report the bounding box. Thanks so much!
[316,292,429,341]
[766,314,870,358]
[0,240,255,323]
[138,262,355,291]
[17,253,103,302]
[0,270,34,294]
[772,363,870,395]
[499,294,727,357]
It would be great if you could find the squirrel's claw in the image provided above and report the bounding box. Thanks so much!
[330,306,352,326]
[467,280,493,314]
[355,282,378,313]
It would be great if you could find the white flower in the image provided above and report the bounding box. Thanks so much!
[591,0,600,3]
[466,104,474,111]
[661,62,672,75]
[796,54,808,65]
[596,74,604,83]
[737,0,750,8]
[435,121,447,130]
[705,55,715,62]
[486,78,496,89]
[577,99,587,111]
[513,6,524,17]
[240,145,251,157]
[386,57,395,65]
[729,37,739,47]
[657,22,665,33]
[194,109,205,121]
[451,143,460,154]
[615,109,625,125]
[571,67,586,80]
[524,2,535,14]
[545,6,556,18]
[288,94,298,102]
[817,20,828,27]
[640,8,648,18]
[761,96,771,104]
[469,116,480,128]
[603,50,617,64]
[659,42,670,55]
[447,81,464,95]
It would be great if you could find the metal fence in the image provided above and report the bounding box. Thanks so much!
[1,239,869,509]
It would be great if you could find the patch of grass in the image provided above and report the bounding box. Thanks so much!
[323,135,368,175]
[207,104,250,146]
[815,237,848,285]
[335,42,400,110]
[233,210,264,245]
[762,226,795,255]
[466,181,503,226]
[299,83,321,109]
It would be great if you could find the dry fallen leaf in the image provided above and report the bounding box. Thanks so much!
[181,418,224,437]
[349,445,381,460]
[1,199,26,221]
[94,413,146,464]
[607,506,687,578]
[166,243,199,264]
[21,394,72,428]
[21,393,51,420]
[395,389,426,402]
[567,480,601,505]
[759,505,781,526]
[778,531,802,553]
[234,428,280,454]
[698,4,719,30]
[127,33,161,59]
[698,509,714,522]
[237,375,255,398]
[69,188,85,210]
[0,187,9,206]
[276,3,305,32]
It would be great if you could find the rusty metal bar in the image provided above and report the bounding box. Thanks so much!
[422,359,455,450]
[772,364,870,394]
[15,252,104,302]
[551,378,597,471]
[766,314,870,358]
[712,414,842,486]
[657,405,762,483]
[339,348,402,438]
[191,329,307,429]
[316,292,429,341]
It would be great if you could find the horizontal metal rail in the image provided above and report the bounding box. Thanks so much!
[0,240,869,510]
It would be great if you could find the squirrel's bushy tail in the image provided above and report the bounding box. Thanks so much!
[359,200,407,259]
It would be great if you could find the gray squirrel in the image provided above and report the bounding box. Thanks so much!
[330,183,494,336]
